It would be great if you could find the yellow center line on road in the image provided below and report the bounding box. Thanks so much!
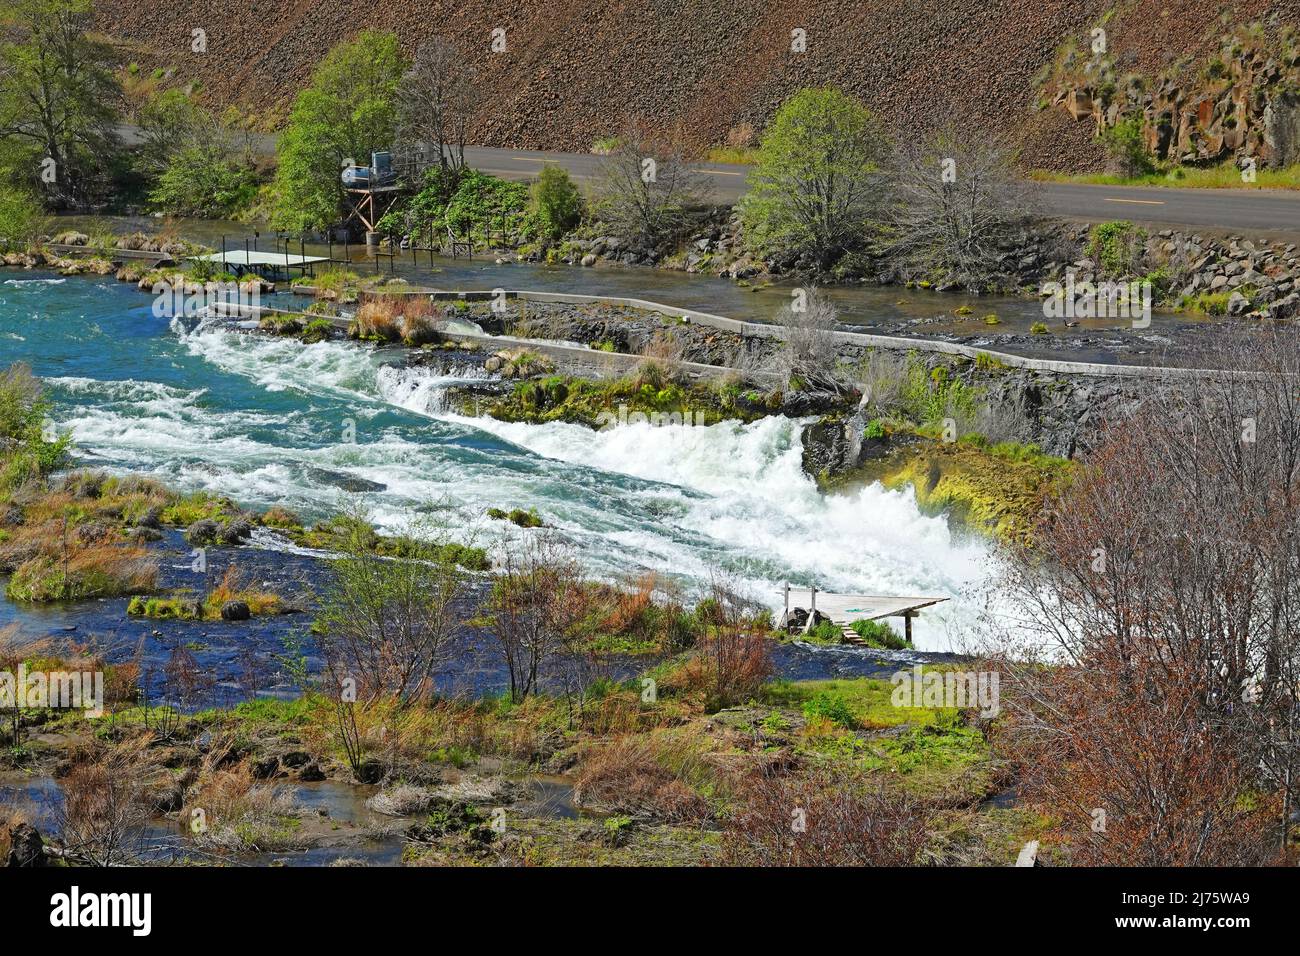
[1102,197,1166,205]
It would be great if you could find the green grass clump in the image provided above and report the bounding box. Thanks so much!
[801,690,858,729]
[1177,289,1236,315]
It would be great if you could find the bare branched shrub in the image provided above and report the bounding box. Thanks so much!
[664,581,772,710]
[316,510,471,705]
[481,531,584,702]
[988,326,1300,865]
[397,38,479,176]
[885,127,1039,291]
[720,767,932,866]
[57,737,162,866]
[596,118,705,252]
[771,289,850,394]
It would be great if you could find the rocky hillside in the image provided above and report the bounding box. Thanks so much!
[94,0,1299,170]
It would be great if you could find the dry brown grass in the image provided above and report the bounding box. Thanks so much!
[4,537,158,602]
[205,564,281,616]
[573,726,719,823]
[184,751,299,853]
[0,796,30,863]
[353,295,440,345]
[633,331,687,387]
[0,625,139,720]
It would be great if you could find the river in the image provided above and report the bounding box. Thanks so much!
[1,242,1004,651]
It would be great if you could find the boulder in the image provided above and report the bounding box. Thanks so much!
[5,823,44,867]
[220,600,251,622]
[185,519,220,545]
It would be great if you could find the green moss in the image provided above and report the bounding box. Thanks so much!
[859,437,1071,543]
[487,506,544,528]
[128,595,197,619]
[480,373,762,429]
[300,318,334,344]
[291,515,490,571]
[160,490,239,527]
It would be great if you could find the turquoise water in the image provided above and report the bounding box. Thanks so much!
[0,271,992,649]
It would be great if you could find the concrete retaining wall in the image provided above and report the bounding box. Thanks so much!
[229,289,1236,383]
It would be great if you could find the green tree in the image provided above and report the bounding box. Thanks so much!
[740,88,889,268]
[528,164,582,240]
[270,30,407,232]
[149,144,258,218]
[0,0,121,205]
[136,88,260,218]
[135,88,208,172]
[0,186,46,247]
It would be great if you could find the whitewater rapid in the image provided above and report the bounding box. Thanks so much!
[41,316,994,650]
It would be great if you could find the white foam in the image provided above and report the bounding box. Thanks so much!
[49,326,998,650]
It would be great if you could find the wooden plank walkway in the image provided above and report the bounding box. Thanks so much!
[780,585,948,645]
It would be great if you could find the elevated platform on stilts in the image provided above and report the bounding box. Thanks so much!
[778,585,948,645]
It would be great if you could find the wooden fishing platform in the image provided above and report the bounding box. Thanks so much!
[780,584,948,646]
[189,250,331,279]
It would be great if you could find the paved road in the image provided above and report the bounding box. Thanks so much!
[468,146,1300,238]
[118,125,1300,236]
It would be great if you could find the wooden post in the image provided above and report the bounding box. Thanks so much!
[783,582,790,628]
[804,586,818,634]
[904,612,914,647]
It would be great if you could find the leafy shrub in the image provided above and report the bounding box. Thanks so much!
[149,145,259,218]
[898,358,981,430]
[528,164,582,240]
[1088,220,1147,279]
[802,691,859,729]
[0,188,46,249]
[1101,117,1154,178]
